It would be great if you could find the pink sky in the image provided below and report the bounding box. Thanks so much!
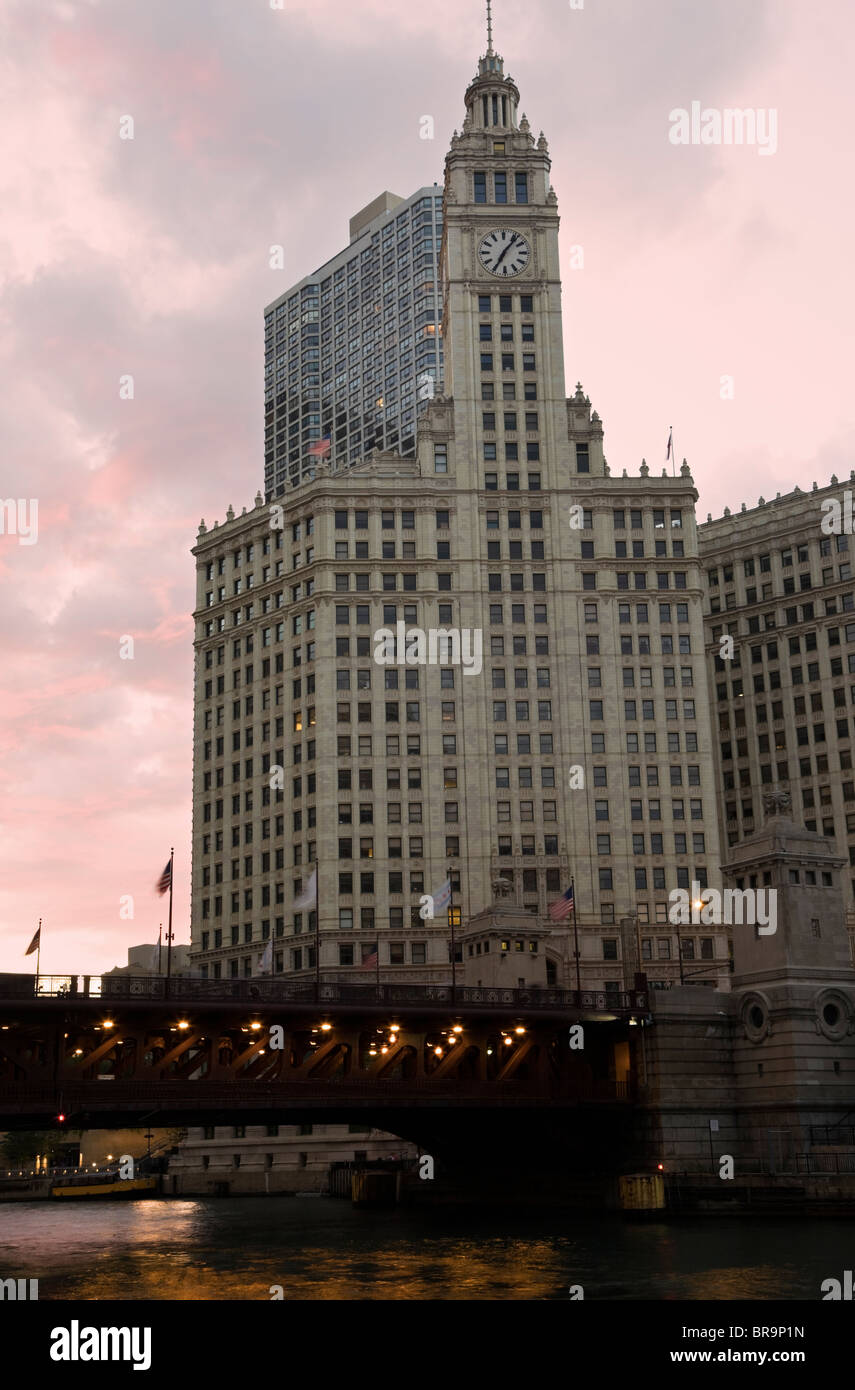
[1,0,853,973]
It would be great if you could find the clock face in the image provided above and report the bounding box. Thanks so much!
[478,229,531,278]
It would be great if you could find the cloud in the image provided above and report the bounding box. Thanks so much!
[0,0,853,969]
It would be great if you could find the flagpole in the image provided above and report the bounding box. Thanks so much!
[157,923,162,975]
[165,847,174,1000]
[571,876,581,996]
[448,865,457,1005]
[315,858,321,1003]
[376,935,381,1003]
[669,425,675,478]
[36,918,41,988]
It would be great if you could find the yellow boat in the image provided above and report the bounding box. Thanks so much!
[50,1174,158,1200]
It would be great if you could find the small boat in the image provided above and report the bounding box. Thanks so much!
[49,1172,158,1200]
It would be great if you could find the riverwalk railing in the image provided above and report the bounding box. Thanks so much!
[666,1152,855,1177]
[0,973,648,1017]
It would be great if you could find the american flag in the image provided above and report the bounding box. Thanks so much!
[308,436,331,457]
[360,946,378,970]
[548,884,575,922]
[666,427,673,461]
[155,859,172,896]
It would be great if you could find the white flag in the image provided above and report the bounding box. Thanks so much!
[432,879,452,914]
[258,940,273,975]
[294,869,317,911]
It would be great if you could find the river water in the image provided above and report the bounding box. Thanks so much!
[0,1198,850,1299]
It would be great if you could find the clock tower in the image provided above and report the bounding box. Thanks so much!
[411,6,723,990]
[438,11,575,488]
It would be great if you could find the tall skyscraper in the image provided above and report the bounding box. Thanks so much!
[263,188,444,499]
[700,476,855,951]
[191,21,728,993]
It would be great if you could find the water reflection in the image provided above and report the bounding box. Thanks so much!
[0,1199,842,1300]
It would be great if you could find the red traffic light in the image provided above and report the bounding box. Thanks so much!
[57,1113,66,1124]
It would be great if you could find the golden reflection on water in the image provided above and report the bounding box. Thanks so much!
[0,1199,825,1300]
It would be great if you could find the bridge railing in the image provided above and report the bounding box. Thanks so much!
[0,973,647,1015]
[0,1076,633,1107]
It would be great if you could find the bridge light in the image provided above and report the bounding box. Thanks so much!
[250,1022,262,1030]
[452,1025,463,1034]
[628,1016,638,1026]
[320,1023,332,1032]
[514,1026,525,1035]
[447,1037,456,1046]
[380,1046,388,1054]
[504,1037,513,1046]
[102,1020,115,1029]
[434,1046,443,1056]
[177,1020,190,1030]
[72,1049,83,1057]
[487,1047,493,1055]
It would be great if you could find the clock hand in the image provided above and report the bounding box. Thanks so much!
[493,233,518,268]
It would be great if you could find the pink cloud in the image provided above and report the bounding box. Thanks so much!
[0,0,853,974]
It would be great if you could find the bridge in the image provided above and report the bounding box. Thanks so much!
[0,974,648,1158]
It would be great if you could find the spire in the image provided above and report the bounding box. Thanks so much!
[466,0,518,126]
[475,0,505,80]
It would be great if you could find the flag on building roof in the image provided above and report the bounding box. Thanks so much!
[25,925,40,956]
[155,860,172,896]
[308,436,331,457]
[548,884,575,922]
[666,427,673,461]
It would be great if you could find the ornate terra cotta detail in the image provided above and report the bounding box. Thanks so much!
[762,785,792,818]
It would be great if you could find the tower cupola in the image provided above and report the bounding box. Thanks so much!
[464,0,520,132]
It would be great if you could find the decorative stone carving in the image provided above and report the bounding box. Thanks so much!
[763,784,791,818]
